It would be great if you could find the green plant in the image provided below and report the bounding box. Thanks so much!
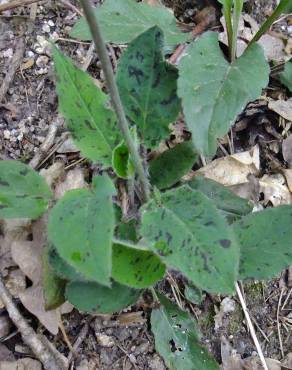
[1,0,292,368]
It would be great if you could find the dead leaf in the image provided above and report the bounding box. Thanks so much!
[116,311,146,326]
[258,35,286,62]
[0,344,14,362]
[190,145,260,186]
[0,358,42,370]
[259,173,291,206]
[282,135,292,168]
[54,167,86,199]
[268,98,292,122]
[40,161,65,189]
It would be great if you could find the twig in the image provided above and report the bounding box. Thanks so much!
[59,0,83,16]
[277,288,285,358]
[0,276,65,370]
[79,0,151,203]
[0,0,41,12]
[67,323,89,363]
[235,282,268,370]
[0,37,25,102]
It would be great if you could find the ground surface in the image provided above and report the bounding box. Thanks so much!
[0,0,292,369]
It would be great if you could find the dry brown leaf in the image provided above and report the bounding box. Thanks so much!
[268,98,292,122]
[54,167,86,199]
[259,173,292,206]
[282,135,292,168]
[0,358,42,370]
[116,311,146,326]
[283,169,292,192]
[40,161,65,189]
[258,35,286,62]
[193,145,260,186]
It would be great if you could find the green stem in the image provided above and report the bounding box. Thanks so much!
[248,0,291,48]
[150,287,160,302]
[79,0,151,203]
[231,0,243,62]
[223,1,233,62]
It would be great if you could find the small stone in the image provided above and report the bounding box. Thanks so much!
[3,130,10,139]
[95,333,115,347]
[34,35,50,54]
[26,50,35,58]
[36,55,49,68]
[42,23,50,33]
[48,20,55,27]
[3,48,13,58]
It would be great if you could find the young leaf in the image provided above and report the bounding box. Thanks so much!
[280,61,292,92]
[112,243,166,288]
[234,205,292,280]
[0,161,52,219]
[151,294,219,370]
[116,26,180,148]
[53,46,121,167]
[150,142,197,190]
[48,175,116,286]
[178,31,269,157]
[70,0,188,51]
[141,185,239,294]
[42,247,66,310]
[188,176,252,222]
[66,280,140,314]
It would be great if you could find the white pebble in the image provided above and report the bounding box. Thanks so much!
[3,130,10,139]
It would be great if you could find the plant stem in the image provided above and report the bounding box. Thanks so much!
[231,0,243,62]
[79,0,151,203]
[248,0,291,48]
[150,287,160,302]
[222,1,233,62]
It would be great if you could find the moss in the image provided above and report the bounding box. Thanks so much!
[228,304,244,335]
[198,304,215,334]
[244,281,264,303]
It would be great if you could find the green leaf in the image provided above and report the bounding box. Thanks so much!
[188,176,252,222]
[141,185,239,294]
[53,46,121,167]
[42,247,66,310]
[178,32,269,157]
[184,283,205,305]
[280,61,292,92]
[234,205,292,280]
[0,161,52,219]
[150,142,197,189]
[66,280,140,314]
[48,245,85,282]
[48,175,116,286]
[116,26,180,148]
[151,294,219,370]
[112,243,166,288]
[70,0,188,52]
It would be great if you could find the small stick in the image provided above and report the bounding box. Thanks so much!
[235,282,268,370]
[0,276,65,370]
[0,0,41,12]
[79,0,151,203]
[277,288,285,358]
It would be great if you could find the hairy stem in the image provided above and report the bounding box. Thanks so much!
[79,0,151,202]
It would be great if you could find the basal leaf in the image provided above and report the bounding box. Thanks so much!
[0,161,52,219]
[48,245,85,282]
[234,205,292,280]
[150,142,197,189]
[116,26,180,148]
[188,176,252,222]
[178,32,269,157]
[280,60,292,92]
[112,243,166,288]
[53,46,121,167]
[70,0,188,51]
[43,247,66,310]
[48,175,116,286]
[66,280,140,314]
[151,294,219,370]
[141,185,239,294]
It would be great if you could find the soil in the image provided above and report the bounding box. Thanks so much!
[0,0,292,369]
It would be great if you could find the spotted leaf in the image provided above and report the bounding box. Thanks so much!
[141,185,239,294]
[117,26,180,148]
[151,294,219,370]
[0,161,52,219]
[53,46,121,167]
[66,280,140,314]
[48,175,116,286]
[234,205,292,280]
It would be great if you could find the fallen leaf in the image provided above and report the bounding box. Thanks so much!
[258,34,286,62]
[0,344,15,362]
[268,98,292,122]
[259,173,292,206]
[54,167,86,199]
[283,169,292,192]
[40,161,65,189]
[282,135,292,168]
[191,146,260,186]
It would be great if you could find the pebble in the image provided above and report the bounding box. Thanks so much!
[47,19,55,27]
[3,130,10,139]
[34,35,50,54]
[42,23,50,33]
[3,48,13,58]
[36,55,49,68]
[95,333,115,347]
